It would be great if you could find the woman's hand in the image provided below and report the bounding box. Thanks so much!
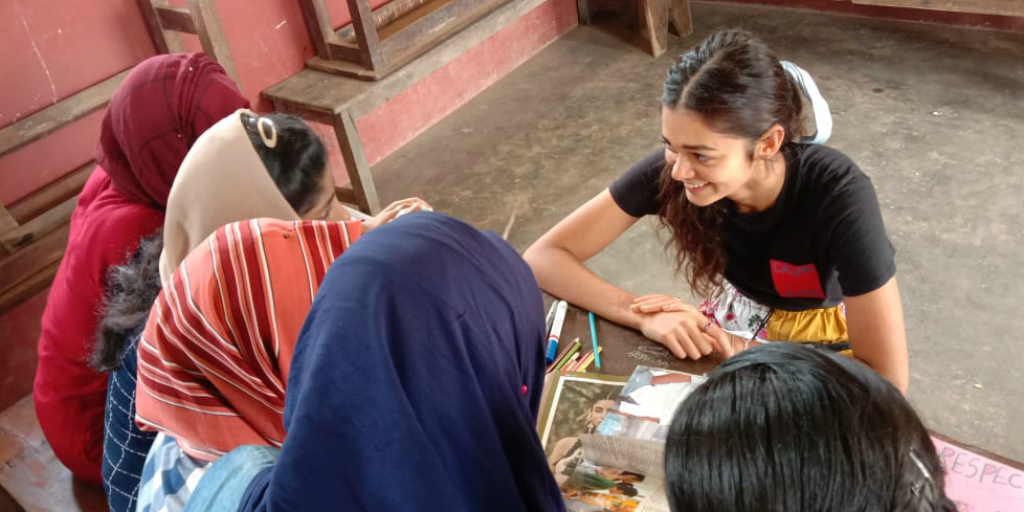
[637,310,739,360]
[363,198,432,231]
[630,294,698,314]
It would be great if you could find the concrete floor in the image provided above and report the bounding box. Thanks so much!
[373,2,1024,460]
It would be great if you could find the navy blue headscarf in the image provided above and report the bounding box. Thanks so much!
[241,212,565,512]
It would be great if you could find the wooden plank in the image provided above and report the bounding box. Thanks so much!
[670,0,692,37]
[0,259,59,314]
[370,0,509,79]
[337,0,433,40]
[0,206,18,235]
[135,0,183,53]
[263,0,549,116]
[348,0,541,115]
[0,197,77,253]
[335,185,357,205]
[296,0,335,59]
[0,429,109,510]
[325,39,365,63]
[377,0,435,25]
[852,0,1024,17]
[188,0,244,92]
[0,224,69,297]
[333,109,380,214]
[348,0,386,70]
[306,55,394,81]
[577,0,591,24]
[0,70,130,157]
[642,0,671,57]
[156,6,197,34]
[379,0,467,39]
[8,163,93,224]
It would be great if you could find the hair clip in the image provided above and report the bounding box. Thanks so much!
[257,117,278,149]
[908,449,934,497]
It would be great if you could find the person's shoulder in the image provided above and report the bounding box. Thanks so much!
[791,144,873,192]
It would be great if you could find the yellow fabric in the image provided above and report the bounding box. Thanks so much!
[765,305,848,344]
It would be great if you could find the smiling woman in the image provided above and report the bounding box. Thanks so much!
[524,28,910,392]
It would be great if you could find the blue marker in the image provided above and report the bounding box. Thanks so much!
[545,300,568,364]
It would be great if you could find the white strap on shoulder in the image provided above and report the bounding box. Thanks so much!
[781,61,832,145]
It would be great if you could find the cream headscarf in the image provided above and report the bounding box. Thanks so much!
[158,109,299,282]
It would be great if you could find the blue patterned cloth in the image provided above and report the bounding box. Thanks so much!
[102,332,157,512]
[136,433,210,512]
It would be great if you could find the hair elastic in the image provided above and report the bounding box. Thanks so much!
[257,117,278,149]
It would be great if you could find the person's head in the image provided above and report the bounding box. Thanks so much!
[241,112,343,221]
[589,399,615,429]
[97,53,249,209]
[159,110,347,282]
[609,482,639,497]
[599,467,645,484]
[250,213,563,510]
[665,343,956,512]
[657,29,807,295]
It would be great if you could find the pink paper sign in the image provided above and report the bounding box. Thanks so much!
[932,436,1024,511]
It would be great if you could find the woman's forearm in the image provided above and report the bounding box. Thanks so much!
[524,244,643,331]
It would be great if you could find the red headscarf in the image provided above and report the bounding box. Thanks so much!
[96,52,250,208]
[35,53,248,484]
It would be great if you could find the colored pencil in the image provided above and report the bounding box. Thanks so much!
[560,353,580,375]
[589,311,602,369]
[570,349,592,372]
[546,338,579,373]
[578,347,602,372]
[552,342,582,373]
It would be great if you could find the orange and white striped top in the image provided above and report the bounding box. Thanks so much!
[135,218,361,461]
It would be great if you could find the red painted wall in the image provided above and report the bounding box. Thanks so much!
[0,0,577,410]
[0,0,403,205]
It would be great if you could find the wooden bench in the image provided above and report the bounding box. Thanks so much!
[0,396,107,511]
[841,0,1024,17]
[0,0,242,315]
[263,0,554,214]
[577,0,693,57]
[297,0,512,80]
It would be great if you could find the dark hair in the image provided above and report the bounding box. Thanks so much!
[665,343,957,512]
[657,29,806,296]
[618,471,644,482]
[612,482,639,497]
[241,112,328,215]
[91,231,164,371]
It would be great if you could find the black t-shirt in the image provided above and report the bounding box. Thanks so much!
[609,144,896,311]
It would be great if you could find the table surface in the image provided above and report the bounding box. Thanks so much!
[547,297,1024,472]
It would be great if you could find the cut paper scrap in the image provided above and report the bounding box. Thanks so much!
[932,436,1024,512]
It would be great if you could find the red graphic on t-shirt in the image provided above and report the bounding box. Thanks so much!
[770,260,826,299]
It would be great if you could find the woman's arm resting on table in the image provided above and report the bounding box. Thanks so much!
[523,190,730,359]
[844,275,910,393]
[524,190,644,329]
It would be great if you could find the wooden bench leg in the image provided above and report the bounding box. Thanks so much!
[577,0,591,24]
[642,0,671,58]
[670,0,692,38]
[333,108,381,215]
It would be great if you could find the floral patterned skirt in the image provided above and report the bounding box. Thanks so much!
[699,280,851,354]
